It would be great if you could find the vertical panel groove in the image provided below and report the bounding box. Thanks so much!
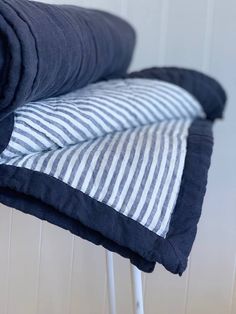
[202,0,216,71]
[103,250,108,314]
[68,235,75,314]
[99,247,108,313]
[35,222,43,314]
[184,2,215,311]
[5,209,13,314]
[229,252,236,314]
[158,0,169,64]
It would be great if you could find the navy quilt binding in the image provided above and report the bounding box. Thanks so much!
[127,67,226,120]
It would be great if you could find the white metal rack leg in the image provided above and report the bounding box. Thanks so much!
[106,250,144,314]
[130,264,144,314]
[106,251,117,314]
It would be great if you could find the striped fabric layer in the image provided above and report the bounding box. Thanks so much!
[0,78,205,237]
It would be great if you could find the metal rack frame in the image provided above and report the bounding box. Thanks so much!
[106,250,144,314]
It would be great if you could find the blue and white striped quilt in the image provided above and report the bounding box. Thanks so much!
[0,79,204,238]
[0,69,226,274]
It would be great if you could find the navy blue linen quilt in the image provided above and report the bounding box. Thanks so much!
[0,1,226,275]
[0,0,135,120]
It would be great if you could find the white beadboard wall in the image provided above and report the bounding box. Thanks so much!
[0,0,235,313]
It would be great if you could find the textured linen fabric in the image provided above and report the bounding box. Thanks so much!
[0,0,135,120]
[0,68,227,274]
[0,78,204,238]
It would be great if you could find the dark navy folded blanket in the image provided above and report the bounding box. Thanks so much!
[0,0,135,120]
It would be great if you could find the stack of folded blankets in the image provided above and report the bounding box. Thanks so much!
[0,0,226,274]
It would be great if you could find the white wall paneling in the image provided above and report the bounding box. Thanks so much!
[0,0,235,313]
